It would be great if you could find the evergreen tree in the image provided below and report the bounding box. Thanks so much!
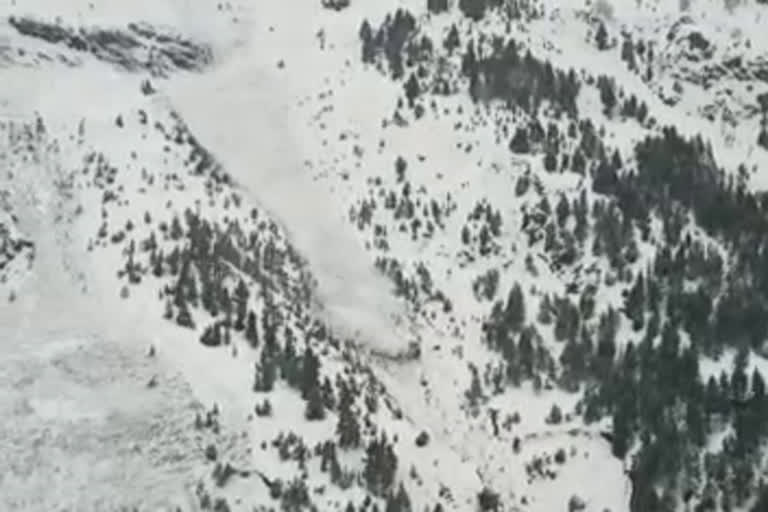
[301,346,321,400]
[360,20,376,63]
[404,73,420,108]
[759,128,768,150]
[732,346,750,402]
[163,297,173,320]
[153,249,164,277]
[427,0,449,14]
[554,296,580,342]
[465,364,486,408]
[321,376,336,410]
[752,368,766,403]
[461,41,478,78]
[750,483,768,512]
[596,308,619,373]
[253,351,276,392]
[305,386,326,421]
[571,149,587,176]
[595,21,608,51]
[461,224,471,245]
[624,272,646,331]
[337,381,362,449]
[518,327,535,378]
[556,194,571,228]
[636,101,648,123]
[509,127,530,154]
[245,310,259,347]
[234,278,249,331]
[364,434,398,496]
[458,0,487,21]
[443,24,460,54]
[611,404,632,458]
[395,482,412,512]
[704,375,722,419]
[537,294,553,325]
[504,283,526,333]
[200,324,222,347]
[686,401,706,447]
[186,272,198,307]
[176,301,195,329]
[621,37,636,70]
[170,215,184,240]
[262,306,278,355]
[560,336,587,388]
[598,76,617,115]
[280,335,300,387]
[579,286,596,320]
[543,151,558,172]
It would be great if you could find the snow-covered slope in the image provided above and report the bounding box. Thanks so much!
[4,1,768,511]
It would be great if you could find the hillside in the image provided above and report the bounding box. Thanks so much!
[3,1,768,511]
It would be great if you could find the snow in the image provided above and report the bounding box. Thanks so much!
[6,0,765,510]
[0,326,209,512]
[163,20,415,359]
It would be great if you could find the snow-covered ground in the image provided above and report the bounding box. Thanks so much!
[5,0,768,511]
[0,1,624,510]
[0,327,209,512]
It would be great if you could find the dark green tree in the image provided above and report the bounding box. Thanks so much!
[337,381,361,449]
[234,279,249,331]
[595,22,608,51]
[458,0,487,21]
[245,310,259,347]
[504,283,526,333]
[305,386,326,421]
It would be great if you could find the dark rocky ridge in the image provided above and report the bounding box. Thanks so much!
[7,16,212,76]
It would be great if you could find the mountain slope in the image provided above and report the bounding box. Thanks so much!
[3,1,768,512]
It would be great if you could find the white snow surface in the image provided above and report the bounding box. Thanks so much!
[8,0,768,511]
[164,47,413,358]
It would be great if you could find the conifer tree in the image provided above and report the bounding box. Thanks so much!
[186,272,198,307]
[364,434,398,496]
[280,336,300,387]
[465,364,485,409]
[254,351,276,392]
[752,368,766,405]
[153,249,164,277]
[509,127,530,154]
[176,301,194,329]
[537,294,553,325]
[556,194,571,228]
[245,310,259,347]
[321,376,336,410]
[624,272,646,331]
[337,381,362,449]
[732,346,750,402]
[595,21,608,51]
[704,375,721,419]
[427,0,449,13]
[301,346,321,400]
[163,297,173,320]
[611,404,632,458]
[234,279,249,331]
[305,386,326,421]
[504,283,526,333]
[200,324,221,347]
[170,215,184,241]
[518,327,535,378]
[459,0,487,21]
[404,73,420,108]
[443,24,460,54]
[394,483,412,512]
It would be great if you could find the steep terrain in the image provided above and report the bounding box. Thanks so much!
[4,1,768,511]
